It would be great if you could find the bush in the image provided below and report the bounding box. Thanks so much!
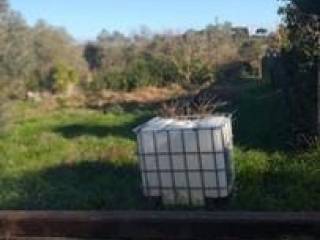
[216,61,253,82]
[189,60,214,85]
[142,55,180,86]
[47,63,80,93]
[91,70,130,91]
[126,58,155,89]
[90,55,180,91]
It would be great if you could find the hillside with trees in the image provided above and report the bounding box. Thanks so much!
[0,0,272,100]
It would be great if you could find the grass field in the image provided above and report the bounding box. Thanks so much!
[0,82,320,210]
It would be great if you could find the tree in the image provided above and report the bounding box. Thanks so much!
[278,0,319,138]
[279,0,319,61]
[0,0,35,97]
[83,42,103,70]
[32,20,88,91]
[1,12,34,80]
[155,23,238,86]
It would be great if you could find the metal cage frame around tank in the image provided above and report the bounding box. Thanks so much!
[133,114,235,205]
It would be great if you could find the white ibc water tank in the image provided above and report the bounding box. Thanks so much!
[133,115,234,206]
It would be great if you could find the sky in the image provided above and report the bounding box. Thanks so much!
[10,0,283,41]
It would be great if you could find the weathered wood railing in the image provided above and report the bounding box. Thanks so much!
[0,211,319,239]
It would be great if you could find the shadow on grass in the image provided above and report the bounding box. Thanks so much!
[53,114,150,140]
[230,84,292,152]
[3,160,160,210]
[21,82,293,210]
[1,157,320,211]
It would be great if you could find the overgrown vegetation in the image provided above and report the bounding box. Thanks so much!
[0,102,153,209]
[1,81,320,210]
[84,23,269,91]
[0,0,318,211]
[0,0,271,98]
[0,0,87,98]
[276,0,319,141]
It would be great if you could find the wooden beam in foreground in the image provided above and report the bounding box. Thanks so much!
[0,211,319,239]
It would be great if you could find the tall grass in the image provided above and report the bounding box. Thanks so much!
[0,82,319,210]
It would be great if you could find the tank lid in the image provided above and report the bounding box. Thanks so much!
[133,115,231,133]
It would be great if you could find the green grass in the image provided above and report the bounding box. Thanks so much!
[0,103,154,209]
[0,83,320,210]
[230,83,320,211]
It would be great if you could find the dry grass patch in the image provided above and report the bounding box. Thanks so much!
[87,85,186,109]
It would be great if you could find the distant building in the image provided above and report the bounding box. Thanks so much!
[253,28,269,39]
[231,27,249,39]
[256,28,268,35]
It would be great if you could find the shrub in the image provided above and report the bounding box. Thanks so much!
[47,63,80,93]
[91,70,130,91]
[90,55,180,91]
[126,58,155,89]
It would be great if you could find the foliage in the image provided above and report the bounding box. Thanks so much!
[0,0,34,91]
[89,53,180,91]
[160,92,219,117]
[279,0,319,63]
[0,0,318,212]
[91,69,130,91]
[1,82,320,210]
[0,0,270,94]
[239,39,267,75]
[32,20,88,92]
[83,42,104,71]
[84,22,267,91]
[47,63,80,93]
[277,0,319,139]
[0,1,88,97]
